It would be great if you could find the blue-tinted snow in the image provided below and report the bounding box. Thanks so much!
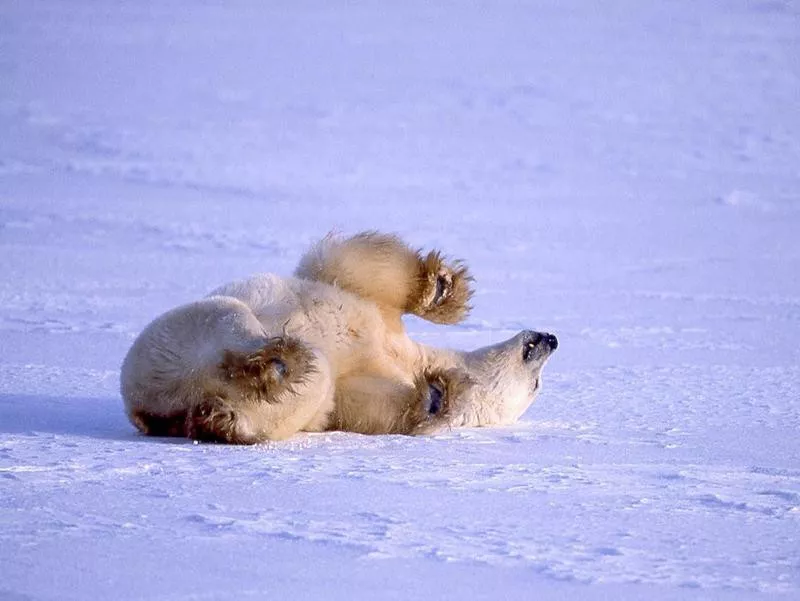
[1,1,799,599]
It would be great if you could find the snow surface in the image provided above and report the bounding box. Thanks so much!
[1,1,799,599]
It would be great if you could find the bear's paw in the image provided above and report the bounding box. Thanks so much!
[219,337,317,401]
[409,252,474,325]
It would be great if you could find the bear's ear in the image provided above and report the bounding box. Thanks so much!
[408,251,474,325]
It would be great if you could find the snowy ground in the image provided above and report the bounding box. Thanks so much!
[1,1,799,599]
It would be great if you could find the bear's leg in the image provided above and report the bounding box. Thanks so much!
[294,231,474,325]
[125,296,335,444]
[332,367,471,435]
[190,337,334,443]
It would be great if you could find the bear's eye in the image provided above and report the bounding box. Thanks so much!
[522,341,536,362]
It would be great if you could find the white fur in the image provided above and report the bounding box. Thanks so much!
[121,235,556,442]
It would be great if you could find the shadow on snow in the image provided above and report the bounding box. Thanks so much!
[0,394,144,441]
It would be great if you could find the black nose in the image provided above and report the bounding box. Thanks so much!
[544,333,558,350]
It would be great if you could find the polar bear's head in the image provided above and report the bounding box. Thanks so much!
[420,330,558,432]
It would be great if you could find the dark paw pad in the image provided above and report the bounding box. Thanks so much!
[407,368,472,434]
[266,358,287,380]
[432,273,451,306]
[220,337,316,400]
[426,382,444,415]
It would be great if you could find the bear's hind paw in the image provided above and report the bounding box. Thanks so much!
[408,252,474,325]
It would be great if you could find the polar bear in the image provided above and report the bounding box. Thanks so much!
[121,231,558,443]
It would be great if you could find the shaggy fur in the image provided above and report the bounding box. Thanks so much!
[121,231,557,443]
[295,231,473,330]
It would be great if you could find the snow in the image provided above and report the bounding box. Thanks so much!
[1,1,799,599]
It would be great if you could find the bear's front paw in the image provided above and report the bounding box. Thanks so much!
[409,251,474,324]
[187,397,241,443]
[220,336,316,400]
[409,367,473,433]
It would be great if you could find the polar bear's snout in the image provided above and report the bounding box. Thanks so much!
[521,330,558,363]
[525,331,558,350]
